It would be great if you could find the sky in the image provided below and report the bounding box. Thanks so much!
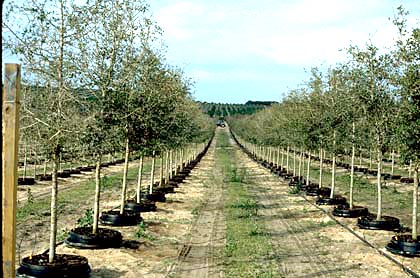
[148,0,420,103]
[2,0,420,103]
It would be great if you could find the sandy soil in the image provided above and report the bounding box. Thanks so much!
[15,128,419,278]
[231,134,418,278]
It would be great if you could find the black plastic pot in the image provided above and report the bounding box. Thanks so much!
[171,175,185,183]
[65,226,122,249]
[70,168,81,175]
[168,180,179,187]
[124,200,157,212]
[400,177,414,184]
[332,204,369,218]
[382,174,392,180]
[156,186,175,194]
[57,170,71,178]
[386,234,420,257]
[303,185,319,196]
[76,166,91,172]
[357,214,400,231]
[288,176,303,187]
[146,191,166,202]
[17,253,91,278]
[356,167,368,174]
[178,170,190,176]
[317,187,331,197]
[36,174,52,181]
[99,210,142,226]
[316,195,347,206]
[282,173,293,180]
[18,177,36,185]
[391,174,402,180]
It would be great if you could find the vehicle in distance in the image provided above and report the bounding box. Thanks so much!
[216,120,226,127]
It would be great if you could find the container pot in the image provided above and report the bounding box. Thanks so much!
[65,226,122,249]
[18,253,91,278]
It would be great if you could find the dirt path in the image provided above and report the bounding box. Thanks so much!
[230,134,412,278]
[167,132,226,278]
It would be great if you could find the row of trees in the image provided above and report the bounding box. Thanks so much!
[199,101,273,118]
[3,0,213,263]
[230,7,419,240]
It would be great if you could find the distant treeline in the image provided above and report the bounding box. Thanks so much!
[199,101,276,118]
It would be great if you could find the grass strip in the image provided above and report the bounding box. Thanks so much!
[17,160,153,222]
[217,131,279,278]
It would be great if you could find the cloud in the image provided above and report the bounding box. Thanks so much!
[151,0,420,101]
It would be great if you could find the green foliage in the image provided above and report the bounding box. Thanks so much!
[228,168,248,183]
[199,101,273,118]
[77,209,93,228]
[134,222,156,241]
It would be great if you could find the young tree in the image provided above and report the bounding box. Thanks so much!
[393,8,420,240]
[3,0,91,262]
[349,43,397,221]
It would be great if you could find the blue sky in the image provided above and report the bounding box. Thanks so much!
[149,0,420,103]
[3,0,420,103]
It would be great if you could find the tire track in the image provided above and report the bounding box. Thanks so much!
[167,133,226,278]
[231,135,410,278]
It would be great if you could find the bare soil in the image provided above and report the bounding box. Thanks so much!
[15,128,419,277]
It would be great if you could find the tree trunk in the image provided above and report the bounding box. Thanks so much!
[165,151,169,185]
[276,146,280,167]
[409,160,413,178]
[306,151,311,186]
[169,150,173,179]
[319,146,323,188]
[23,144,27,179]
[391,149,395,175]
[376,142,382,221]
[159,153,164,186]
[149,151,156,194]
[180,149,184,170]
[93,156,101,234]
[33,149,37,178]
[298,150,302,177]
[350,122,356,209]
[281,148,284,169]
[293,149,296,176]
[43,159,47,176]
[359,149,362,167]
[174,150,178,175]
[119,137,130,214]
[286,146,290,173]
[59,153,63,172]
[49,146,60,263]
[330,130,336,199]
[136,156,143,203]
[412,165,419,240]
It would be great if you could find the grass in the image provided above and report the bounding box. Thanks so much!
[16,158,154,223]
[134,222,156,241]
[299,157,414,225]
[217,131,279,278]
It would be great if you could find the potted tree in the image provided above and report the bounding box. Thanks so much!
[4,1,91,276]
[386,9,420,256]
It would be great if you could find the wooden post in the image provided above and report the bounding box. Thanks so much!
[2,63,21,278]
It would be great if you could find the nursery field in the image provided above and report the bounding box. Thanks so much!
[2,2,419,278]
[13,127,419,277]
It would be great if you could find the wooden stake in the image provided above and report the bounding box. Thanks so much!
[2,63,21,278]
